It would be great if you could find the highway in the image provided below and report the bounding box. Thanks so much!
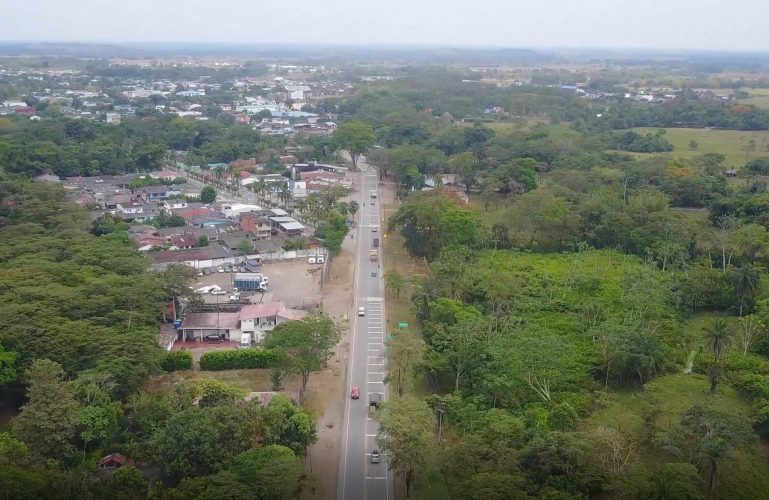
[338,158,394,500]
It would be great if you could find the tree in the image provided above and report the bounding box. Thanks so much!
[264,314,342,403]
[237,239,253,256]
[97,466,148,500]
[333,121,375,169]
[704,319,733,395]
[386,330,425,397]
[377,397,436,499]
[200,185,217,204]
[729,264,760,316]
[689,140,699,150]
[347,200,359,222]
[13,359,80,461]
[228,445,302,499]
[197,235,209,247]
[259,395,317,455]
[638,463,702,500]
[384,269,405,298]
[0,344,17,386]
[150,404,259,479]
[736,314,765,355]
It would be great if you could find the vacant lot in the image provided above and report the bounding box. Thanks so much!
[631,127,769,167]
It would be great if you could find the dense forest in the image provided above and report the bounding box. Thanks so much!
[0,177,321,497]
[342,73,769,499]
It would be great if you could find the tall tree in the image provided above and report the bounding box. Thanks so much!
[703,319,733,395]
[729,264,760,316]
[13,359,80,461]
[384,269,405,298]
[377,397,436,499]
[385,330,425,397]
[333,121,375,169]
[264,314,342,403]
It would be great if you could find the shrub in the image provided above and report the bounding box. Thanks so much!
[199,349,281,371]
[161,350,192,371]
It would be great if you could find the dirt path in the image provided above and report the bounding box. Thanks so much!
[301,171,360,499]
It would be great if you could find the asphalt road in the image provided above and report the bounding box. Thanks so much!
[338,158,393,500]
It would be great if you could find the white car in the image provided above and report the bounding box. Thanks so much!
[217,267,224,273]
[210,289,227,295]
[358,307,365,317]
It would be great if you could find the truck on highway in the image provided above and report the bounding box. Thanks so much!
[370,190,377,198]
[373,237,379,248]
[369,249,379,262]
[369,393,382,415]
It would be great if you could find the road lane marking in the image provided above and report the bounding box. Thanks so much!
[366,476,388,480]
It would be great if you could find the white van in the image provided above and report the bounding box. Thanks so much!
[316,255,325,263]
[308,256,316,264]
[237,333,251,349]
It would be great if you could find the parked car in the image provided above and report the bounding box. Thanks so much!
[203,268,212,275]
[203,334,222,343]
[217,267,224,273]
[370,449,381,464]
[351,386,360,399]
[211,289,227,295]
[196,271,203,276]
[358,307,365,317]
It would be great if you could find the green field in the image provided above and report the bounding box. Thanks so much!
[738,88,769,109]
[632,127,769,167]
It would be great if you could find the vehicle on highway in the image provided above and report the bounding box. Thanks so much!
[371,270,377,277]
[210,289,227,295]
[372,226,378,232]
[358,306,365,316]
[370,449,381,464]
[351,386,360,399]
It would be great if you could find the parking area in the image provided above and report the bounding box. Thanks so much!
[189,258,323,308]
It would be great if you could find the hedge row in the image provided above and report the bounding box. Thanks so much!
[199,348,281,371]
[161,350,193,371]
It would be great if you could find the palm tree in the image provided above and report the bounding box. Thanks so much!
[347,200,359,222]
[730,264,760,316]
[704,319,733,395]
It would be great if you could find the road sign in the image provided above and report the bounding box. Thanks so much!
[399,322,408,329]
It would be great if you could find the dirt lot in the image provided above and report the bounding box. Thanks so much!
[191,259,323,307]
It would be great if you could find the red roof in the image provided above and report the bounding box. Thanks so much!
[98,452,128,467]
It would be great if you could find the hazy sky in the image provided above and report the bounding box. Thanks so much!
[0,0,766,51]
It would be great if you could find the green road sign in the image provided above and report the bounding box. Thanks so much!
[399,322,408,329]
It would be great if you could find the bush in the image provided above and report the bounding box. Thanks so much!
[199,349,281,371]
[161,350,192,371]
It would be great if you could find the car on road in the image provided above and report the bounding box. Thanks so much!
[372,226,378,232]
[211,289,227,295]
[370,449,381,464]
[351,386,360,399]
[358,306,365,316]
[371,270,377,277]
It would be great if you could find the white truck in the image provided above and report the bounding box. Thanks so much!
[370,190,377,199]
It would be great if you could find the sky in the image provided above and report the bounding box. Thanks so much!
[0,0,766,52]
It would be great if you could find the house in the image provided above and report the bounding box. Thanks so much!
[105,113,121,124]
[240,302,306,343]
[179,312,241,341]
[98,452,128,469]
[177,89,206,97]
[149,246,231,270]
[104,193,139,210]
[221,203,263,219]
[268,216,305,237]
[169,232,197,250]
[140,185,170,202]
[240,213,273,240]
[151,170,178,182]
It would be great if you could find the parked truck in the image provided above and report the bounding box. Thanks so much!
[373,237,379,248]
[234,273,268,291]
[369,249,379,262]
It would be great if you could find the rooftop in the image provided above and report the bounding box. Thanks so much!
[181,312,241,329]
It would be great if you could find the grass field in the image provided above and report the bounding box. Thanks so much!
[739,88,769,109]
[589,373,769,499]
[631,127,769,167]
